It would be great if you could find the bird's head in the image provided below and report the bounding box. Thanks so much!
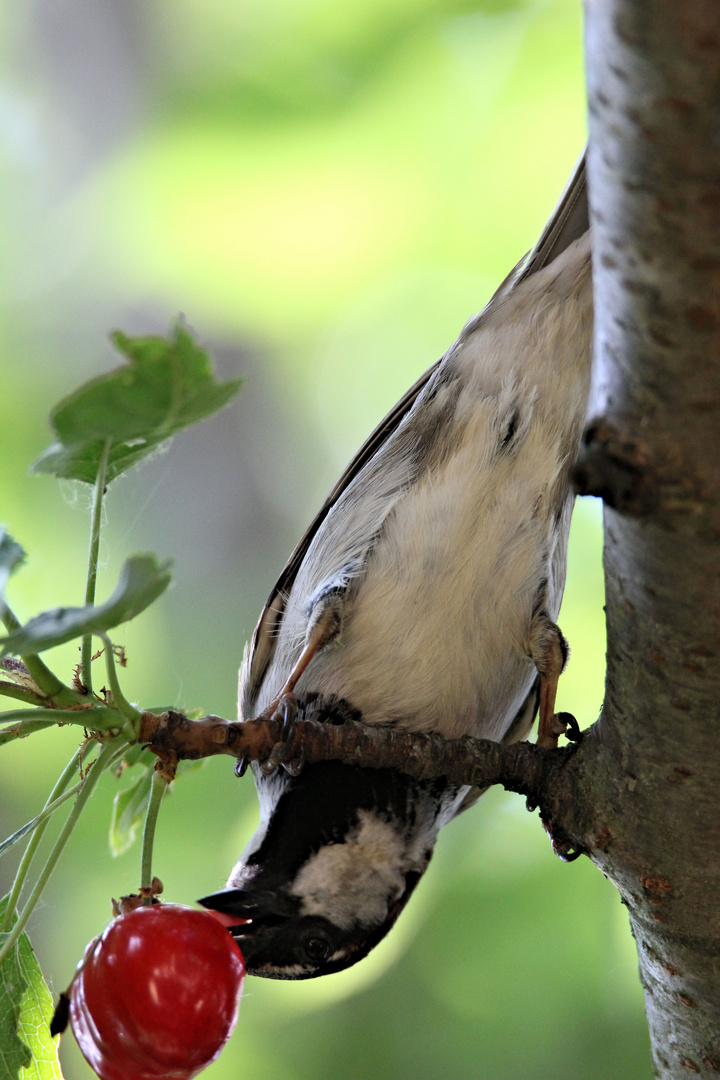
[199,760,467,979]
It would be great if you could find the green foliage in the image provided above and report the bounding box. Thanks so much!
[0,532,25,603]
[0,556,172,657]
[0,322,244,1077]
[0,899,62,1080]
[31,323,242,485]
[109,749,205,858]
[110,762,155,857]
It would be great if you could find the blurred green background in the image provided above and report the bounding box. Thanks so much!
[0,0,652,1076]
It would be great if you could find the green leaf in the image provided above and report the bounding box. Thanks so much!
[0,555,172,656]
[109,767,153,857]
[112,743,157,773]
[32,321,243,485]
[0,898,63,1080]
[0,531,26,601]
[107,747,202,857]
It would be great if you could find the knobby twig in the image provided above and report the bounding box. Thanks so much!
[139,708,584,858]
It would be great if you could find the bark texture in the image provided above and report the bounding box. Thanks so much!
[580,2,720,1074]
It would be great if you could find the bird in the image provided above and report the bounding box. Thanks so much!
[199,151,593,980]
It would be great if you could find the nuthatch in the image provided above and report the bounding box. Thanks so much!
[200,152,592,979]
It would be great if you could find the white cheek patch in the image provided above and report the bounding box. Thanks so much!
[292,811,408,932]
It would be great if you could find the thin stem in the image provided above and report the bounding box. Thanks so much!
[81,438,111,695]
[1,749,81,931]
[19,659,77,705]
[1,601,84,705]
[0,706,124,747]
[0,719,64,747]
[0,681,48,706]
[0,782,83,860]
[140,768,168,901]
[0,603,21,632]
[0,737,125,965]
[100,635,141,729]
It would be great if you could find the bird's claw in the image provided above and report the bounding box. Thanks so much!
[260,694,304,776]
[538,710,583,750]
[551,835,583,862]
[557,711,583,743]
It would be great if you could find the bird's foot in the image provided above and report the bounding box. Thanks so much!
[558,711,583,743]
[537,709,583,750]
[260,693,304,776]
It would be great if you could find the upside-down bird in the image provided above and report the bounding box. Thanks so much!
[200,152,592,979]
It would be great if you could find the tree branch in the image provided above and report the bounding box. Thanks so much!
[139,708,586,859]
[582,1,720,1074]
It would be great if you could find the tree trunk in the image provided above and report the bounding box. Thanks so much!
[575,2,720,1074]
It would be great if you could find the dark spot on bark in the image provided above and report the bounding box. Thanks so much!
[649,651,666,663]
[600,253,618,269]
[686,305,719,330]
[640,875,674,899]
[674,766,693,779]
[662,962,681,977]
[680,1058,700,1072]
[593,826,616,852]
[692,254,720,272]
[648,327,675,347]
[652,913,666,922]
[671,699,691,712]
[676,993,696,1008]
[665,97,695,114]
[683,659,703,672]
[702,1057,720,1072]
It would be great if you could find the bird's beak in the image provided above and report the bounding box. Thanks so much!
[198,887,297,922]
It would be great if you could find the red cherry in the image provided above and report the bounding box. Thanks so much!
[70,904,245,1080]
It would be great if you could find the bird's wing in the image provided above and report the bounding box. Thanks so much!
[243,151,589,709]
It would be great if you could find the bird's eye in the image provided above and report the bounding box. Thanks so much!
[303,936,331,963]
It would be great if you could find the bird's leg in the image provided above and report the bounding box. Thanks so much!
[262,594,345,718]
[259,589,347,773]
[528,614,572,749]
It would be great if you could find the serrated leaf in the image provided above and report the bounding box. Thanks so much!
[109,767,153,857]
[0,898,63,1080]
[0,531,26,601]
[32,322,243,485]
[0,555,172,656]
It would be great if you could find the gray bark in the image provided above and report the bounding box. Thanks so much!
[577,1,720,1074]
